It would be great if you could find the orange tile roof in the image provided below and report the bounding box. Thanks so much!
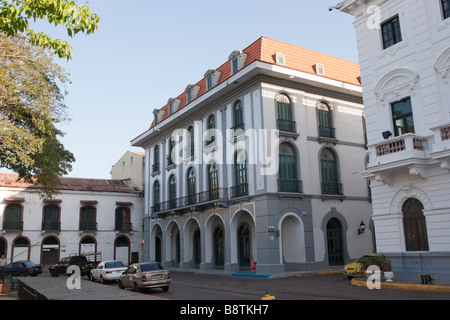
[150,36,360,128]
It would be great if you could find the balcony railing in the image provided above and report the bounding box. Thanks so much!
[278,179,303,193]
[3,220,23,231]
[152,188,229,214]
[277,119,297,133]
[370,133,428,164]
[319,126,336,139]
[321,182,343,195]
[79,221,97,231]
[115,222,133,232]
[230,183,248,199]
[42,221,61,232]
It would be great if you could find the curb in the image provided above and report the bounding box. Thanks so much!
[351,278,450,292]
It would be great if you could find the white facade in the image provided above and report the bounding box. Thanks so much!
[0,174,143,268]
[337,0,450,279]
[132,37,373,275]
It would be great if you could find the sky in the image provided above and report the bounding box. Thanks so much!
[2,0,359,180]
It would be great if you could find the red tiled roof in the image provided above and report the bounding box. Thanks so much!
[0,173,140,194]
[149,36,360,129]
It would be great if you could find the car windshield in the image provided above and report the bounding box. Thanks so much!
[140,263,164,272]
[105,261,124,268]
[23,261,35,267]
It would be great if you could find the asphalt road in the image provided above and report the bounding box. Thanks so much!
[93,271,450,300]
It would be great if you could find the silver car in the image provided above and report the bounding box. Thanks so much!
[118,262,171,292]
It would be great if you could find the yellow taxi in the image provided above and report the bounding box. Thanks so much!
[342,254,374,278]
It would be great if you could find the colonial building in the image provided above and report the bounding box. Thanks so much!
[132,37,373,276]
[336,0,450,280]
[0,173,143,268]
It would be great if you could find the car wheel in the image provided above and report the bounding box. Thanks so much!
[100,276,105,284]
[162,286,169,292]
[133,282,141,293]
[90,274,95,282]
[118,280,124,289]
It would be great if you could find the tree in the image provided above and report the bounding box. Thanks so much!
[0,0,100,60]
[0,33,75,198]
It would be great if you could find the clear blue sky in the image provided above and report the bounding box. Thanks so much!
[4,0,359,179]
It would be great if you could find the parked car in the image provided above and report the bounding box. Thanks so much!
[118,262,171,292]
[342,254,374,278]
[4,261,42,277]
[49,255,96,277]
[90,260,127,283]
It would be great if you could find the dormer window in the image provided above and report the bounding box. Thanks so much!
[204,69,221,90]
[275,52,285,66]
[168,98,181,115]
[185,84,200,104]
[315,63,325,76]
[153,108,165,125]
[228,50,248,75]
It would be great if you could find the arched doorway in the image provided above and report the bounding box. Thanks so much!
[193,229,201,266]
[0,237,6,259]
[153,224,163,263]
[80,236,96,254]
[115,236,130,266]
[326,218,344,266]
[403,198,429,251]
[281,215,305,268]
[42,236,60,268]
[12,237,30,261]
[238,223,251,268]
[213,226,225,267]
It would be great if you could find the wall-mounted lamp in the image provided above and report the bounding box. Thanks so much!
[358,220,366,235]
[382,131,392,139]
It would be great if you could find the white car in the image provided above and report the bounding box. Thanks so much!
[90,260,127,283]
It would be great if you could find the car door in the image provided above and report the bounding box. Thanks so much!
[122,265,135,288]
[92,262,103,280]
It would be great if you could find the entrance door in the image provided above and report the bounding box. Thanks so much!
[214,226,224,267]
[326,218,344,266]
[193,229,201,266]
[42,237,59,268]
[238,224,251,268]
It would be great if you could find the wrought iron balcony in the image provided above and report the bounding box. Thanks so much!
[278,179,303,193]
[321,182,343,195]
[152,188,229,215]
[42,221,61,232]
[3,220,23,231]
[79,221,98,231]
[230,183,248,199]
[277,119,297,133]
[318,125,336,139]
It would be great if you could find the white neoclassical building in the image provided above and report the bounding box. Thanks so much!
[132,37,374,276]
[336,0,450,280]
[0,172,143,268]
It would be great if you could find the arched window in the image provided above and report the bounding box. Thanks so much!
[206,114,216,146]
[277,93,295,133]
[3,204,22,230]
[208,162,219,200]
[278,143,300,192]
[153,145,160,173]
[188,126,194,159]
[79,206,97,231]
[320,148,341,195]
[42,205,60,231]
[403,199,429,251]
[187,167,196,205]
[232,150,248,198]
[318,101,335,138]
[233,100,244,131]
[115,207,131,231]
[169,175,177,209]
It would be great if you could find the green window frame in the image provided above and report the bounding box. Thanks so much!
[278,143,300,192]
[320,148,341,195]
[277,94,295,133]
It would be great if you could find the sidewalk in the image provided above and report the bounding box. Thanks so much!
[350,276,450,292]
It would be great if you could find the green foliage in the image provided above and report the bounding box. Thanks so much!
[0,33,75,198]
[0,0,100,60]
[358,255,392,272]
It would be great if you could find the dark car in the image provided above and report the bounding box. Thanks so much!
[4,261,42,277]
[49,255,94,277]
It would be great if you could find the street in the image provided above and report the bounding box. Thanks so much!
[89,271,450,300]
